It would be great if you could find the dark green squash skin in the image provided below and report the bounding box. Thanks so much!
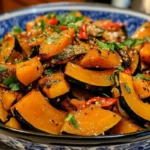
[13,108,43,132]
[119,96,148,126]
[66,75,112,94]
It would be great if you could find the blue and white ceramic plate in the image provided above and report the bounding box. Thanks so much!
[0,2,150,150]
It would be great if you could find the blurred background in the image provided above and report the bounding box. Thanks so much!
[0,0,150,14]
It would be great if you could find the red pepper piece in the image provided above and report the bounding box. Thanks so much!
[86,97,117,107]
[49,18,58,25]
[123,68,132,75]
[101,22,124,30]
[59,25,68,31]
[78,24,88,39]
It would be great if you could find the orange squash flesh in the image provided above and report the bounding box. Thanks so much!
[65,62,114,86]
[16,57,43,86]
[5,117,21,130]
[61,105,121,136]
[80,48,122,69]
[39,28,75,59]
[109,118,141,134]
[133,78,150,99]
[0,101,9,123]
[39,73,70,99]
[120,72,150,121]
[12,90,67,134]
[0,35,15,63]
[132,22,150,39]
[140,43,150,65]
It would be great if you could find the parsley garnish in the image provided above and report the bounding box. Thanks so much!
[39,20,46,31]
[12,26,23,33]
[65,114,79,129]
[123,38,144,48]
[124,83,131,94]
[45,12,56,19]
[68,23,79,32]
[44,69,55,75]
[0,66,7,72]
[4,56,9,61]
[145,36,150,43]
[118,66,124,71]
[4,76,20,91]
[134,73,150,81]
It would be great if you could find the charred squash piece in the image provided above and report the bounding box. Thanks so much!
[65,62,114,92]
[133,78,150,99]
[12,90,67,134]
[2,91,22,111]
[18,32,32,56]
[119,72,150,124]
[61,105,121,136]
[132,22,150,38]
[51,45,87,65]
[39,28,75,59]
[128,50,139,75]
[16,57,43,86]
[0,34,15,63]
[7,50,23,64]
[39,73,70,99]
[109,118,141,134]
[80,48,122,69]
[5,117,21,129]
[140,43,150,65]
[0,101,9,123]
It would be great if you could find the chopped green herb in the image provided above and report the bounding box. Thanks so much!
[39,20,46,31]
[45,12,56,19]
[0,38,4,43]
[44,69,55,75]
[134,73,150,81]
[102,93,110,98]
[145,36,150,43]
[9,83,20,91]
[12,26,23,33]
[4,55,9,61]
[123,38,144,48]
[14,59,20,64]
[4,76,20,91]
[68,23,79,32]
[118,66,124,71]
[0,66,7,72]
[124,83,131,94]
[65,114,79,129]
[116,43,125,50]
[27,84,32,91]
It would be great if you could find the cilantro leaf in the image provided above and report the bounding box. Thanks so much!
[145,36,150,43]
[65,114,79,129]
[12,26,23,33]
[4,76,20,91]
[44,69,55,76]
[118,66,124,71]
[96,40,110,50]
[124,83,131,94]
[68,23,79,32]
[0,66,7,72]
[4,56,9,61]
[134,73,150,81]
[40,20,46,31]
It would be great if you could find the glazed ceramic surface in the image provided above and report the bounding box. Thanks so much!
[0,2,150,150]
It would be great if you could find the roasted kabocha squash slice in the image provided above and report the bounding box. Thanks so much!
[39,72,70,99]
[65,62,114,92]
[12,90,67,134]
[39,28,75,59]
[109,118,141,134]
[119,72,150,124]
[80,48,122,69]
[16,57,43,86]
[132,22,150,39]
[5,117,21,129]
[0,34,15,63]
[61,105,121,136]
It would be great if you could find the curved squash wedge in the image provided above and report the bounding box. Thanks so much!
[119,72,150,123]
[65,62,114,91]
[5,117,21,129]
[61,105,121,136]
[12,90,67,134]
[80,48,122,69]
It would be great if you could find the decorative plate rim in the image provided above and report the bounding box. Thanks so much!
[0,2,150,146]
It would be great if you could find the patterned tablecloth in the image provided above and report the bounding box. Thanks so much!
[0,141,15,150]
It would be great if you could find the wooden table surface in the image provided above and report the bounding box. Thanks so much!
[0,141,15,150]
